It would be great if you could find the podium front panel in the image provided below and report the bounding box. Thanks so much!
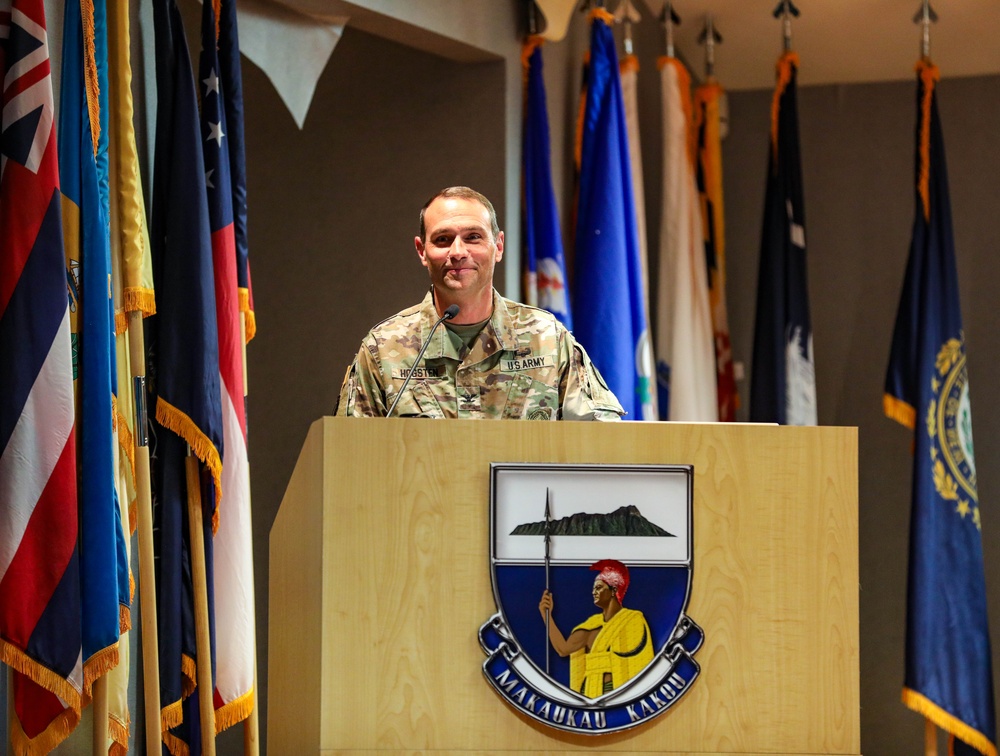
[269,418,859,755]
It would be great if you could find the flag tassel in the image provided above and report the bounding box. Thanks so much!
[903,687,998,756]
[186,453,218,755]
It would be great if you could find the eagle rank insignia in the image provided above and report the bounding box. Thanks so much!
[479,463,703,734]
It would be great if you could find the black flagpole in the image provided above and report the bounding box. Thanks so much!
[544,487,553,675]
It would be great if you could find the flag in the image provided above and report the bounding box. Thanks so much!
[654,56,716,422]
[694,79,738,421]
[217,0,256,344]
[201,0,256,731]
[522,35,572,328]
[749,51,816,425]
[106,0,155,745]
[619,50,656,420]
[884,60,997,756]
[58,0,130,730]
[150,0,223,747]
[0,0,84,750]
[572,7,653,421]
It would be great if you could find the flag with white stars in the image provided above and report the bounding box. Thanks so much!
[199,0,256,733]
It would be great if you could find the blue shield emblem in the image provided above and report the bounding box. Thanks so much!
[479,463,703,734]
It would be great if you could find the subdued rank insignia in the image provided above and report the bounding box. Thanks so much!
[479,464,702,734]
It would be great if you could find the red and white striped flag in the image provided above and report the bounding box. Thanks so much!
[0,0,84,750]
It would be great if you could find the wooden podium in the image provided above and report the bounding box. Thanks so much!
[268,417,860,755]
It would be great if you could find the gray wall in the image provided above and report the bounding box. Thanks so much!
[721,74,1000,755]
[234,17,1000,756]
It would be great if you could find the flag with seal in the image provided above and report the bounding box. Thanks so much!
[479,463,702,734]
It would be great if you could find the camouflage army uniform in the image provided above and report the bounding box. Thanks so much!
[337,289,623,420]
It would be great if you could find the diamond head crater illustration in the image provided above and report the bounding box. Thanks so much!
[511,504,674,537]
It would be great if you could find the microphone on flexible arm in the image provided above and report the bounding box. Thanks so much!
[386,303,460,417]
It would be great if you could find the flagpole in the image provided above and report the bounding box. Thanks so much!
[126,312,164,755]
[92,676,109,753]
[185,452,217,755]
[240,312,260,756]
[924,718,937,755]
[544,488,552,675]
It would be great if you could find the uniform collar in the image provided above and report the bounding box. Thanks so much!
[418,288,518,362]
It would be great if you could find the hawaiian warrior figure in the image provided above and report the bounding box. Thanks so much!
[538,559,654,697]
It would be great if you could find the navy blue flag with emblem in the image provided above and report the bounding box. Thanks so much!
[572,8,653,420]
[522,36,572,329]
[749,51,816,425]
[884,60,997,756]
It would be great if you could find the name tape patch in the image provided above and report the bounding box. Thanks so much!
[391,366,443,380]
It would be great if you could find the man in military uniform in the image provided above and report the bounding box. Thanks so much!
[336,186,623,420]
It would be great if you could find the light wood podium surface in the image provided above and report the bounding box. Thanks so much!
[268,417,859,755]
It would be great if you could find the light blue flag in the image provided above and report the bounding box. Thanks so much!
[59,0,125,688]
[572,12,653,420]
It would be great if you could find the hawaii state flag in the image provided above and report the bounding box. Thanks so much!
[522,35,572,328]
[572,7,653,420]
[0,0,83,751]
[749,51,816,425]
[884,60,997,756]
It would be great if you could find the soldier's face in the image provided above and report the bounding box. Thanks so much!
[415,197,504,304]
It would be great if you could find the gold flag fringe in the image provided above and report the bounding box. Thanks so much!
[916,60,939,222]
[521,34,544,79]
[81,0,101,155]
[123,285,156,316]
[161,698,184,732]
[164,731,190,756]
[589,6,614,25]
[883,393,916,431]
[156,397,223,531]
[83,642,120,697]
[114,309,127,336]
[0,639,82,713]
[112,395,136,485]
[120,602,131,633]
[238,288,255,342]
[903,687,998,756]
[214,688,254,733]
[181,653,197,698]
[770,51,799,170]
[9,700,80,756]
[620,52,639,75]
[109,712,130,756]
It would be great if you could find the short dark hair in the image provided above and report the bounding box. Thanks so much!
[418,186,500,243]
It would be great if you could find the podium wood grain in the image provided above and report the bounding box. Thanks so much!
[268,418,860,755]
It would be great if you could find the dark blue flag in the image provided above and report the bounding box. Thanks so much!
[572,8,653,420]
[884,60,997,756]
[149,0,222,746]
[522,36,572,328]
[749,51,816,425]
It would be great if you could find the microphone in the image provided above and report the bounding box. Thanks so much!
[386,303,460,417]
